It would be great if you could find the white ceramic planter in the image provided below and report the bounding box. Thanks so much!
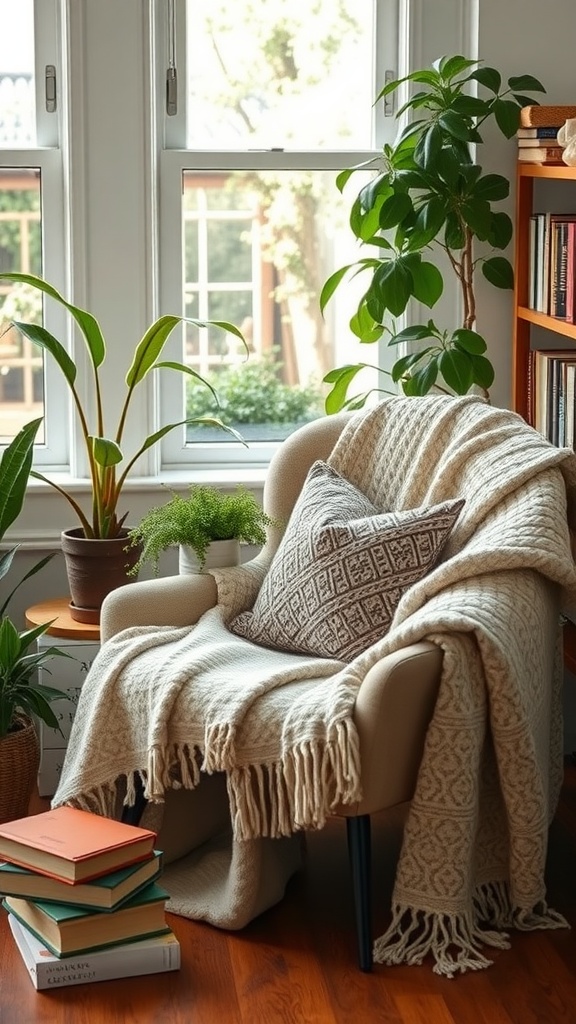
[178,538,241,574]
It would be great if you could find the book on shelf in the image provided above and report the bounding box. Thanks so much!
[520,105,576,128]
[3,880,171,958]
[0,850,163,911]
[518,137,562,148]
[517,146,565,164]
[517,127,562,140]
[532,350,576,448]
[0,806,156,884]
[528,213,576,320]
[8,913,180,990]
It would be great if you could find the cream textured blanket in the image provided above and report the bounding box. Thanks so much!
[53,395,576,976]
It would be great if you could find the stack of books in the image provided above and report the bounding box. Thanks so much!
[0,805,180,990]
[527,211,576,320]
[517,105,576,165]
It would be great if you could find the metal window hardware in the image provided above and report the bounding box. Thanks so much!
[45,65,57,112]
[166,67,177,116]
[383,70,395,116]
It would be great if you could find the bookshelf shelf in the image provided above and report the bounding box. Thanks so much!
[512,161,576,670]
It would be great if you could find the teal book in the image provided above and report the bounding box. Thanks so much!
[2,881,171,958]
[0,851,163,911]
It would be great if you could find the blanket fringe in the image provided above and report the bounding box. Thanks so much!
[374,881,569,978]
[227,721,362,840]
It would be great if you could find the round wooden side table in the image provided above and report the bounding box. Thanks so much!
[25,597,100,642]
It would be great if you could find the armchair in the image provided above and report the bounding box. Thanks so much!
[102,413,444,971]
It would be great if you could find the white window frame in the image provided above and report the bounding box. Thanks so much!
[155,0,402,471]
[0,0,68,467]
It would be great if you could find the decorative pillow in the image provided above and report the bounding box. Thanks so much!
[229,461,464,663]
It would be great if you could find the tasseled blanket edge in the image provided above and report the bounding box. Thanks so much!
[374,881,570,978]
[58,718,363,842]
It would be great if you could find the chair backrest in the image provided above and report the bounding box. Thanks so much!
[260,413,352,564]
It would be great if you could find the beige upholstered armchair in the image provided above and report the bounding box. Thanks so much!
[101,413,444,971]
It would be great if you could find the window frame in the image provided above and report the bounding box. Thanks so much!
[155,0,401,471]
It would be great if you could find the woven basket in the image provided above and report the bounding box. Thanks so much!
[0,716,40,824]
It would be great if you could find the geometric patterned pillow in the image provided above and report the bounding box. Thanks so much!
[229,461,464,663]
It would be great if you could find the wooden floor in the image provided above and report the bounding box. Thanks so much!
[2,765,576,1024]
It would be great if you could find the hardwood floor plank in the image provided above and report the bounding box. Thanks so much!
[2,766,576,1023]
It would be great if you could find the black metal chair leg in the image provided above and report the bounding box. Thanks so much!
[121,773,148,826]
[346,814,372,972]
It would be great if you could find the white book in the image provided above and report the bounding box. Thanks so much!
[8,913,180,990]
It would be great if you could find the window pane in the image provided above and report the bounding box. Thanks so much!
[0,0,36,147]
[0,167,44,442]
[186,0,376,149]
[182,168,373,443]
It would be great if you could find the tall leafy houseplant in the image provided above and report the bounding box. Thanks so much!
[0,272,245,539]
[320,55,546,406]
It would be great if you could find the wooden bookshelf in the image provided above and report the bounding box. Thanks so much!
[512,162,576,670]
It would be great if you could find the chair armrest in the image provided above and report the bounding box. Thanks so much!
[337,641,443,816]
[100,574,218,642]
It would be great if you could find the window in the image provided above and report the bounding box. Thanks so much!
[158,0,400,468]
[0,0,66,463]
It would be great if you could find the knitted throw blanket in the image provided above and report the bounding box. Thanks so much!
[53,395,576,976]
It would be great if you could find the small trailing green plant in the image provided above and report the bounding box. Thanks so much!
[127,484,278,575]
[0,419,70,739]
[320,55,546,407]
[0,272,246,539]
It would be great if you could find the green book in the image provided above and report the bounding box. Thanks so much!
[3,881,171,958]
[0,850,163,911]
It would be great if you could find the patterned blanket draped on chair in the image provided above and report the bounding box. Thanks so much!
[54,395,576,976]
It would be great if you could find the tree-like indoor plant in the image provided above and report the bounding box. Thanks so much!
[0,272,245,621]
[320,55,546,407]
[0,419,70,823]
[127,484,278,576]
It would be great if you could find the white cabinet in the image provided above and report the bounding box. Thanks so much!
[36,635,100,797]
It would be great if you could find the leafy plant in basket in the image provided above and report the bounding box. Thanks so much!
[320,55,546,408]
[0,272,246,540]
[0,419,70,740]
[127,484,279,575]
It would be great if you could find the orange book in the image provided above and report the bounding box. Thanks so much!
[0,807,156,884]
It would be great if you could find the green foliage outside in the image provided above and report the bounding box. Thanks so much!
[127,484,279,575]
[186,352,324,427]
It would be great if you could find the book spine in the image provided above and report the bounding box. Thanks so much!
[517,127,562,139]
[567,223,576,325]
[34,940,180,989]
[518,138,561,148]
[517,147,565,163]
[555,222,569,318]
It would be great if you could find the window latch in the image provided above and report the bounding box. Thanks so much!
[45,65,57,113]
[383,70,395,117]
[166,67,177,117]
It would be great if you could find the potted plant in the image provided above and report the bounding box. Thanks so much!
[320,55,546,407]
[0,419,71,823]
[127,484,278,576]
[0,272,245,621]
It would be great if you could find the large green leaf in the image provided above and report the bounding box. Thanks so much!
[470,354,495,389]
[0,417,42,541]
[438,55,479,80]
[378,192,413,230]
[440,349,473,393]
[469,67,501,93]
[401,359,438,395]
[507,74,546,92]
[451,329,487,355]
[12,322,77,387]
[350,301,384,343]
[451,95,490,117]
[438,110,472,141]
[408,260,444,307]
[372,259,413,317]
[482,256,514,289]
[461,198,492,239]
[90,436,123,468]
[414,124,443,169]
[0,272,106,368]
[493,98,521,138]
[391,348,435,383]
[322,364,367,414]
[387,324,436,346]
[488,211,513,250]
[473,174,509,202]
[320,264,355,315]
[410,197,447,247]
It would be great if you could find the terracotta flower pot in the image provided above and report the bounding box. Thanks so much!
[0,716,40,824]
[61,528,142,624]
